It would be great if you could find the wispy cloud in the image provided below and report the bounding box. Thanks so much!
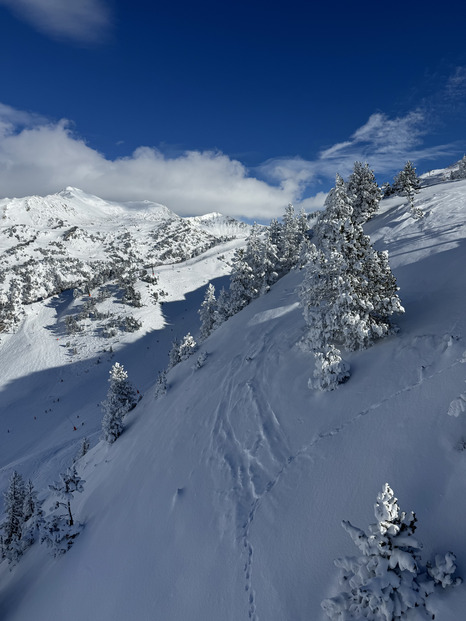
[0,0,113,44]
[0,104,295,219]
[257,68,466,197]
[258,108,458,195]
[0,102,47,134]
[445,67,466,99]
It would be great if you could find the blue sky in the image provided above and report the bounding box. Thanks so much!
[0,0,466,219]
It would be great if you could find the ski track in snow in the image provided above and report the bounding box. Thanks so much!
[208,332,464,619]
[292,334,464,457]
[209,327,295,620]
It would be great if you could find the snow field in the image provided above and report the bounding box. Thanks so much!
[2,177,466,618]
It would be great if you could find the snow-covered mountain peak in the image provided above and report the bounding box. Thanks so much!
[0,187,180,229]
[186,211,252,237]
[59,186,93,200]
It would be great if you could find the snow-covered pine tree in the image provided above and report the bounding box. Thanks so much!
[168,337,182,369]
[299,174,404,388]
[73,437,90,462]
[213,287,232,329]
[300,174,404,353]
[299,243,347,351]
[122,281,142,307]
[279,203,303,273]
[450,155,466,180]
[199,283,217,341]
[154,369,167,398]
[381,181,395,198]
[229,223,282,313]
[1,470,26,563]
[363,248,405,331]
[101,362,137,443]
[44,466,85,556]
[298,243,352,389]
[261,228,280,290]
[228,240,259,315]
[22,479,37,523]
[21,479,44,547]
[193,350,208,369]
[347,161,381,224]
[65,314,83,335]
[267,217,282,250]
[321,483,460,620]
[309,345,350,391]
[48,466,85,528]
[0,277,24,331]
[311,186,338,250]
[179,333,197,361]
[394,161,422,215]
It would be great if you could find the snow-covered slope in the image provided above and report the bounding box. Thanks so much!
[2,178,466,619]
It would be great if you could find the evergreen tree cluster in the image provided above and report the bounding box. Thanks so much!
[322,484,460,620]
[167,333,198,370]
[450,155,466,181]
[0,364,139,567]
[198,204,310,341]
[1,465,85,563]
[299,164,404,390]
[382,161,422,217]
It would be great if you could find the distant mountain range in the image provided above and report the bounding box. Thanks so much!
[0,187,251,330]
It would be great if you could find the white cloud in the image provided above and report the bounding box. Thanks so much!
[446,67,466,93]
[0,102,460,220]
[0,102,47,135]
[0,0,113,44]
[299,192,328,211]
[319,111,429,166]
[0,106,296,219]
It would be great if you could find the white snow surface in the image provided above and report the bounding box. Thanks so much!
[2,179,466,619]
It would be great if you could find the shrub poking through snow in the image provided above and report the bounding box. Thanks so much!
[321,483,460,620]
